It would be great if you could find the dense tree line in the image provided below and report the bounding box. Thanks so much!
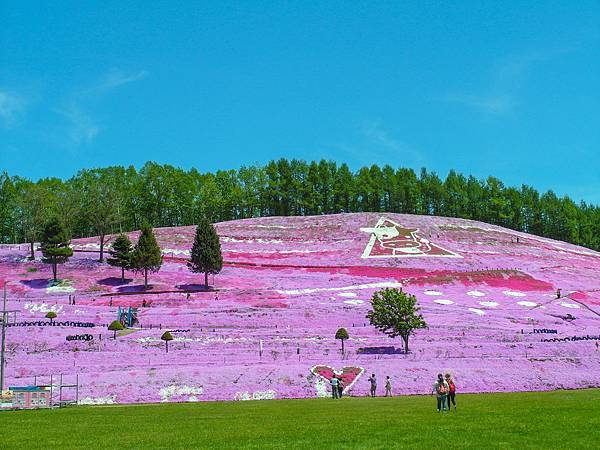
[0,159,599,251]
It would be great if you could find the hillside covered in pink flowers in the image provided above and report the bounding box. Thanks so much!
[1,213,599,405]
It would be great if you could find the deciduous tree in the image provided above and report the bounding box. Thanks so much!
[366,288,427,353]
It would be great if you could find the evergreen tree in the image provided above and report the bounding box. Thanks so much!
[367,288,427,353]
[107,233,133,281]
[40,217,73,281]
[131,223,163,289]
[188,217,223,288]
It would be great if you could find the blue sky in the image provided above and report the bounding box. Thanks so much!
[1,1,599,202]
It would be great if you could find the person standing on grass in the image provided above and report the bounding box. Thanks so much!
[432,373,449,412]
[338,377,344,398]
[368,373,377,397]
[385,376,392,397]
[330,376,340,399]
[445,374,457,410]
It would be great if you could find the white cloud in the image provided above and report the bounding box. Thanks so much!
[0,90,26,126]
[360,120,426,165]
[59,69,148,146]
[442,93,514,115]
[58,102,100,146]
[87,69,149,94]
[443,50,568,115]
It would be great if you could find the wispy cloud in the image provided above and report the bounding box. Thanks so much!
[443,93,514,115]
[362,120,411,153]
[59,69,148,146]
[443,50,569,115]
[58,102,100,146]
[0,89,26,126]
[336,120,426,167]
[85,69,149,95]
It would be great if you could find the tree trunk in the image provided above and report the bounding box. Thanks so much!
[113,330,117,339]
[121,266,125,282]
[403,335,409,353]
[52,259,58,281]
[29,241,35,260]
[341,339,345,354]
[165,341,169,353]
[99,234,104,262]
[204,272,208,288]
[144,268,148,289]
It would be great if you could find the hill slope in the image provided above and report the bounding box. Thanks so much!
[1,213,599,404]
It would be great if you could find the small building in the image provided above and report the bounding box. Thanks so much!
[8,386,51,409]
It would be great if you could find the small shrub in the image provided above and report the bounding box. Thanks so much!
[108,320,125,339]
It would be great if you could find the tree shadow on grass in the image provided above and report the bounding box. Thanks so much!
[98,277,133,287]
[117,284,153,293]
[176,283,214,292]
[20,278,50,289]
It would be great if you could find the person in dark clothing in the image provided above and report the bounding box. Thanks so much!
[368,373,377,397]
[330,376,339,399]
[338,378,344,398]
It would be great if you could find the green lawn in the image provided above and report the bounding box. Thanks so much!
[1,390,598,449]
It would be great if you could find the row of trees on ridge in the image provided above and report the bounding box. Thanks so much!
[2,159,599,251]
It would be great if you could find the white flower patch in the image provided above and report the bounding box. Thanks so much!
[225,249,321,254]
[159,385,203,402]
[79,395,116,405]
[468,308,486,316]
[234,390,277,401]
[559,302,580,309]
[253,224,293,229]
[162,248,190,256]
[221,237,283,244]
[47,285,76,293]
[467,291,486,297]
[278,282,402,295]
[74,243,101,250]
[337,292,357,298]
[479,301,499,308]
[553,245,600,257]
[343,299,364,305]
[423,290,443,296]
[434,299,454,305]
[24,302,63,315]
[517,301,537,307]
[503,291,526,297]
[315,378,329,398]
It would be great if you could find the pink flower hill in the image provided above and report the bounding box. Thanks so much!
[1,213,598,405]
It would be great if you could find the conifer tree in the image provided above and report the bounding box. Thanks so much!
[188,217,223,288]
[40,217,73,281]
[131,223,163,289]
[107,233,133,281]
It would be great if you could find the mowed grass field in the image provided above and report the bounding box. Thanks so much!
[1,389,598,449]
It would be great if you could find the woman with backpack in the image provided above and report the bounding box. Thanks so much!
[445,373,457,411]
[432,373,449,412]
